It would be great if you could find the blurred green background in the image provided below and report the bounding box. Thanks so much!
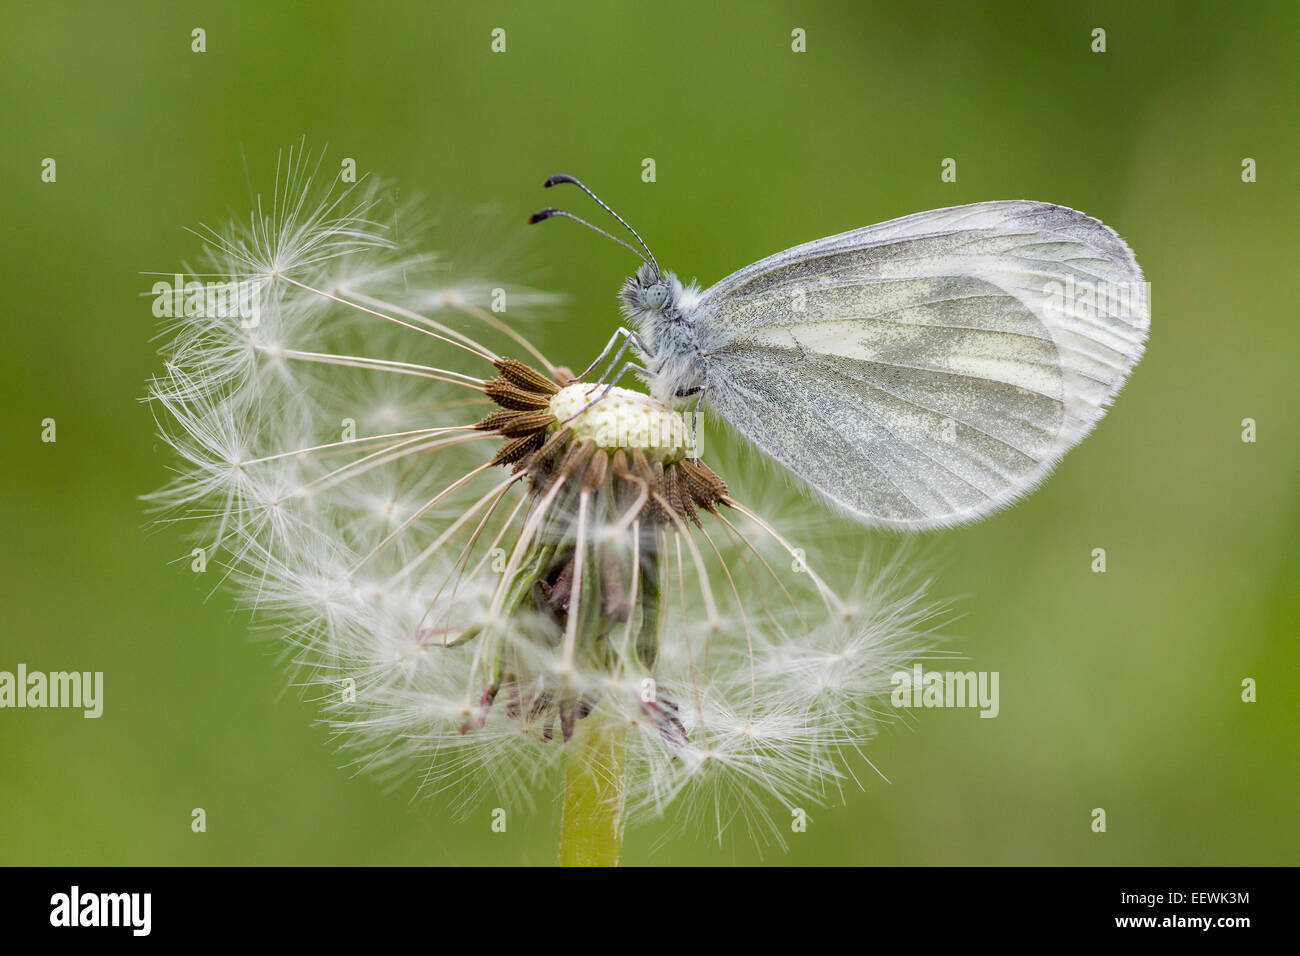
[1,0,1296,866]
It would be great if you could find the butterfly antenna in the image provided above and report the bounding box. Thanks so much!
[527,207,652,268]
[541,174,660,278]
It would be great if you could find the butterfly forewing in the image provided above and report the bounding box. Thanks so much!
[694,201,1148,528]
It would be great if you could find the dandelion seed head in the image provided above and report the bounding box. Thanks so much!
[147,146,945,844]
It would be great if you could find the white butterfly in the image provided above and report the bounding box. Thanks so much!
[532,177,1149,529]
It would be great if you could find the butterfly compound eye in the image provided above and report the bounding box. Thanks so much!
[643,283,669,310]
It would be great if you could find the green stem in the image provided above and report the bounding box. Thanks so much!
[559,710,627,866]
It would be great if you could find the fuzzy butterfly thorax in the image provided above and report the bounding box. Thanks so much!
[619,264,708,405]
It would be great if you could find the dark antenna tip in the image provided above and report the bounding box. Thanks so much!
[525,206,652,268]
[538,174,660,278]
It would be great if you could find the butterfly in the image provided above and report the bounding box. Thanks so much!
[531,175,1148,529]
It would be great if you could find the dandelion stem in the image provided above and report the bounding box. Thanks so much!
[559,709,627,867]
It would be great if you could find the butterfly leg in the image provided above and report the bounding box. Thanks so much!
[675,386,706,461]
[575,327,648,382]
[560,361,651,424]
[585,335,649,393]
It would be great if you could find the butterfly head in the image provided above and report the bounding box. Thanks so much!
[621,262,674,317]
